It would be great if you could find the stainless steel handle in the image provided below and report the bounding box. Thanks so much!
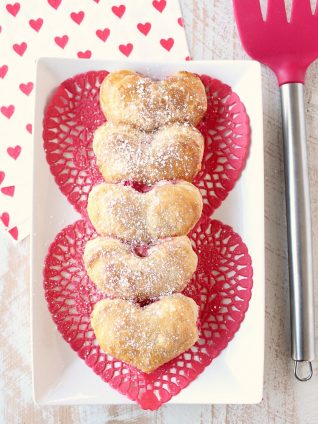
[280,83,315,381]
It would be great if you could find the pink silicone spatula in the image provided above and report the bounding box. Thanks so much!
[233,0,317,380]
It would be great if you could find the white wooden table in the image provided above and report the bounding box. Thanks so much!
[1,1,318,422]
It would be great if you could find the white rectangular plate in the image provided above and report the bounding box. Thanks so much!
[31,58,264,405]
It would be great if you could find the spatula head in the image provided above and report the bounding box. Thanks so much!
[233,0,318,84]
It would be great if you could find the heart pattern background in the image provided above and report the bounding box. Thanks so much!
[0,0,189,241]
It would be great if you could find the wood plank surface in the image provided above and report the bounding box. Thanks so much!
[1,0,318,422]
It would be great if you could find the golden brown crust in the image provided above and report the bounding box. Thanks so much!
[83,236,197,301]
[100,70,207,131]
[91,294,199,373]
[87,181,203,242]
[93,122,204,184]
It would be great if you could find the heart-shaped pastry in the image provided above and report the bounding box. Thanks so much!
[99,70,207,131]
[91,294,199,373]
[83,236,197,301]
[87,181,203,242]
[93,122,204,184]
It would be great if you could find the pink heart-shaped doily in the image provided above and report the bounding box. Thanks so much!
[43,217,253,410]
[43,71,250,218]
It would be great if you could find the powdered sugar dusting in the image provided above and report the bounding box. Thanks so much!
[86,182,203,243]
[91,294,199,373]
[83,236,197,301]
[93,122,204,184]
[101,70,208,131]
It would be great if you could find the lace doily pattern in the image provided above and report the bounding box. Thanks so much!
[43,71,250,218]
[44,217,253,410]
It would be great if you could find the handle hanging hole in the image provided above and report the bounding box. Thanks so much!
[294,360,313,382]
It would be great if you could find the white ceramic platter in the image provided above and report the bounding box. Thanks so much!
[31,59,264,405]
